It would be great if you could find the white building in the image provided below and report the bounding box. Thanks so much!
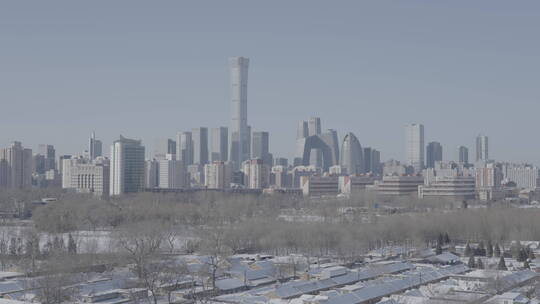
[405,123,424,173]
[110,136,145,196]
[242,159,269,189]
[67,157,110,197]
[0,142,32,189]
[504,165,539,190]
[418,176,476,200]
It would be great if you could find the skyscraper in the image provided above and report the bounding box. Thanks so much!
[154,138,176,160]
[426,141,443,168]
[38,144,56,171]
[405,123,425,173]
[229,56,250,170]
[251,131,271,165]
[210,127,228,162]
[192,127,209,165]
[340,132,364,175]
[176,131,193,166]
[159,157,187,189]
[308,117,322,168]
[297,121,308,139]
[476,135,489,162]
[110,136,145,196]
[89,132,103,160]
[457,146,469,164]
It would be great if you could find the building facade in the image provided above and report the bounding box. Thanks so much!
[405,124,425,173]
[229,56,250,170]
[110,136,145,196]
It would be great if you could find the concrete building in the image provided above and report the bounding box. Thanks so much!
[270,165,291,189]
[296,129,340,172]
[154,138,176,160]
[176,131,193,167]
[301,176,339,197]
[340,132,364,175]
[339,175,377,195]
[110,136,145,196]
[382,159,410,176]
[0,142,32,189]
[405,123,425,173]
[89,132,103,160]
[229,56,250,170]
[66,157,110,197]
[476,135,489,162]
[204,161,232,189]
[145,159,159,189]
[504,165,539,190]
[192,127,209,165]
[158,156,187,189]
[210,127,228,162]
[457,146,469,165]
[242,159,269,189]
[187,164,204,187]
[418,176,476,200]
[291,166,322,188]
[426,141,443,168]
[376,176,424,196]
[475,163,502,189]
[251,131,272,165]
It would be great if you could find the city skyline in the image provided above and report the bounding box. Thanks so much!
[2,2,540,164]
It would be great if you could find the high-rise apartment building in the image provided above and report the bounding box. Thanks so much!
[476,135,489,162]
[405,123,425,173]
[210,127,228,162]
[110,136,145,196]
[204,161,232,189]
[242,159,269,189]
[192,127,209,165]
[0,142,32,189]
[176,132,193,166]
[158,156,187,189]
[251,131,271,165]
[426,141,443,168]
[89,132,103,160]
[229,56,250,170]
[457,146,469,164]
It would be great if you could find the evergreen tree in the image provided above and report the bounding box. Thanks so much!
[477,241,486,256]
[437,233,444,247]
[443,232,451,245]
[68,234,77,255]
[518,248,528,262]
[435,242,443,255]
[486,240,493,257]
[511,242,523,260]
[476,258,484,269]
[8,237,16,256]
[468,255,476,268]
[464,242,473,257]
[497,255,507,270]
[494,243,501,257]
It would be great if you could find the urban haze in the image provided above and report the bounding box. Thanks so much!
[1,2,540,304]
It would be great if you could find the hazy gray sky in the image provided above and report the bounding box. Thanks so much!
[1,1,540,163]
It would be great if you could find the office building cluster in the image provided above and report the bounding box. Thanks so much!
[2,57,539,203]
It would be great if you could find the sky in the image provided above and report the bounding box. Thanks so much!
[1,1,540,163]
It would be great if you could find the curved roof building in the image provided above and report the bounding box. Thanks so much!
[340,132,364,175]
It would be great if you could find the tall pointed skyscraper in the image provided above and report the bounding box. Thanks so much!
[229,56,249,170]
[405,123,424,173]
[89,132,102,160]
